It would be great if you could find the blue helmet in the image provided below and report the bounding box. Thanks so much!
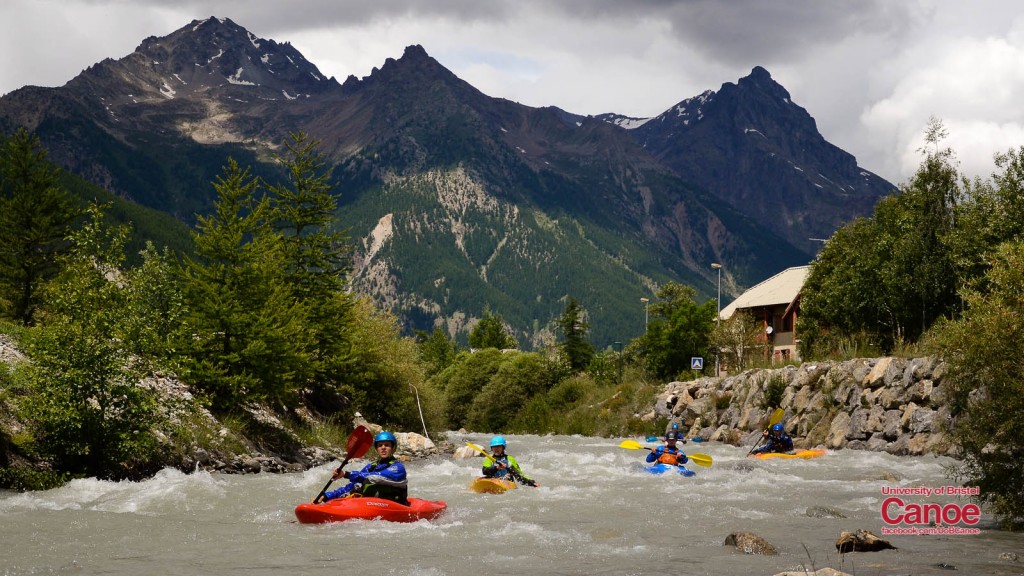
[770,423,784,434]
[374,431,397,447]
[490,436,507,448]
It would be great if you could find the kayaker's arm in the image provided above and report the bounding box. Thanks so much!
[482,457,503,477]
[507,456,539,487]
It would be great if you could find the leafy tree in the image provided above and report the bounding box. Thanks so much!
[120,242,186,368]
[23,204,163,479]
[711,310,769,372]
[926,239,1024,529]
[466,352,549,432]
[177,159,310,408]
[639,282,717,380]
[469,307,517,350]
[343,297,438,431]
[557,297,594,372]
[947,146,1024,295]
[0,128,79,325]
[800,118,960,356]
[798,216,888,357]
[433,348,504,428]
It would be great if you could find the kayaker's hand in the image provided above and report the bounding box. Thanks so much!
[332,470,348,480]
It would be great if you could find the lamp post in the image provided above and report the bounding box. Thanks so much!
[639,298,649,334]
[711,263,722,375]
[613,341,623,383]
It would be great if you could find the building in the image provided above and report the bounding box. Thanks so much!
[719,265,810,362]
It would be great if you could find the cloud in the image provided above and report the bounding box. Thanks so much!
[3,0,1024,185]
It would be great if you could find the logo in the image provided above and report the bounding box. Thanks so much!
[878,486,981,535]
[365,501,390,508]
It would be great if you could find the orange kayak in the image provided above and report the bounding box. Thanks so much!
[751,449,827,460]
[294,496,447,524]
[469,477,517,494]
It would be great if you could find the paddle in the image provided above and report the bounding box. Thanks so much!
[746,407,785,456]
[617,439,713,467]
[465,442,538,486]
[313,425,374,504]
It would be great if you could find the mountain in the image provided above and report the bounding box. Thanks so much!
[599,66,895,255]
[0,17,892,348]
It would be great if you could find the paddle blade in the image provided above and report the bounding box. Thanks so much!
[768,408,785,426]
[347,425,374,459]
[687,453,713,467]
[618,440,649,451]
[466,442,489,458]
[313,425,374,503]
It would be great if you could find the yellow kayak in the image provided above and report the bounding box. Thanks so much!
[751,449,827,460]
[469,477,517,494]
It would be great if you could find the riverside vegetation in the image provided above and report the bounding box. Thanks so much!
[1,119,1022,530]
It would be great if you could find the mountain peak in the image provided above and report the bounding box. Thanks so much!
[80,15,338,102]
[748,65,772,81]
[402,44,430,60]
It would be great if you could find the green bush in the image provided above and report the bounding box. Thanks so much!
[761,372,787,410]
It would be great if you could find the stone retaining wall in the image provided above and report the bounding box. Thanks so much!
[648,357,956,456]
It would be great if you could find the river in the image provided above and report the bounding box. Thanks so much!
[2,434,1022,575]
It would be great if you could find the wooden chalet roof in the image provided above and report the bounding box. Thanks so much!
[719,265,810,320]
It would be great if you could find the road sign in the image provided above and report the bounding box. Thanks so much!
[691,357,703,370]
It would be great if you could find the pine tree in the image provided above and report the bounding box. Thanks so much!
[557,297,594,372]
[177,159,309,407]
[469,306,518,350]
[0,128,79,325]
[266,132,354,394]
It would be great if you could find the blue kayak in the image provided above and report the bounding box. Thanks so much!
[644,463,696,477]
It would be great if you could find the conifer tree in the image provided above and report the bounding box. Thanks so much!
[0,128,79,325]
[469,306,518,350]
[177,159,309,407]
[266,132,354,394]
[557,297,594,372]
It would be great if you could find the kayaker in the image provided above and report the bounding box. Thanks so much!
[751,423,794,455]
[482,436,539,487]
[645,430,689,466]
[322,431,409,504]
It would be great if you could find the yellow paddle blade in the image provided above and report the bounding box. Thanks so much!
[687,453,713,467]
[618,439,649,450]
[769,407,785,426]
[466,442,489,457]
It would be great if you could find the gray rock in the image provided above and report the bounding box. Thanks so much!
[724,531,779,555]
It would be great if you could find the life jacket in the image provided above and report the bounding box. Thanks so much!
[356,458,409,504]
[486,455,512,479]
[657,447,683,466]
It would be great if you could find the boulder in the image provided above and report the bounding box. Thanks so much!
[453,445,479,459]
[835,529,897,553]
[724,532,779,555]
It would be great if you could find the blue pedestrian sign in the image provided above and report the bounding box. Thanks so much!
[691,357,703,370]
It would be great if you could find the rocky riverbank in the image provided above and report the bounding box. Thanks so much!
[648,356,955,456]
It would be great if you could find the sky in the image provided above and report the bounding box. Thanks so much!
[3,0,1024,185]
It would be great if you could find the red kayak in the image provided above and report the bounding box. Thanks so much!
[294,496,447,524]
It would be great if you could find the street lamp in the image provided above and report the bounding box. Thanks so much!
[639,297,649,334]
[613,341,623,383]
[711,263,722,375]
